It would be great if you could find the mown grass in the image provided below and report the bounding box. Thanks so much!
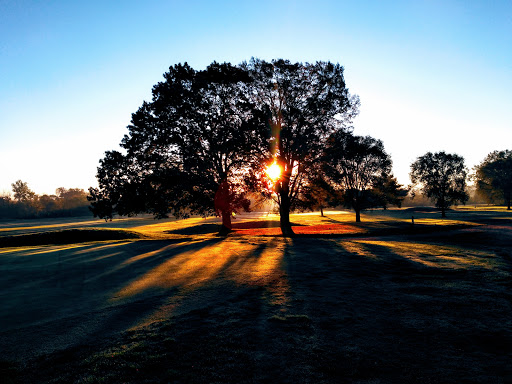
[0,228,144,248]
[1,207,511,383]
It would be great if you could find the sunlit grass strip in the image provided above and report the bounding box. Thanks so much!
[350,240,497,269]
[113,238,290,306]
[113,240,244,299]
[131,217,215,237]
[456,205,511,212]
[233,224,366,236]
[409,218,479,226]
[0,228,143,248]
[0,219,108,232]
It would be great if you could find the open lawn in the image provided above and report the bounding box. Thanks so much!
[0,208,511,383]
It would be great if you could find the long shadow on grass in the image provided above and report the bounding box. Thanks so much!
[4,232,512,383]
[0,237,227,360]
[0,236,293,364]
[274,236,512,383]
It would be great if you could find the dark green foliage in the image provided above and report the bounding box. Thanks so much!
[89,59,357,235]
[410,151,469,217]
[300,175,339,216]
[367,174,409,209]
[245,59,359,234]
[11,179,35,202]
[89,62,267,230]
[323,132,394,222]
[0,183,90,220]
[474,150,512,210]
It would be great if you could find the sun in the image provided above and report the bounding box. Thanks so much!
[265,161,282,181]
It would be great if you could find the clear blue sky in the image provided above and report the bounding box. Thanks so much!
[1,0,511,195]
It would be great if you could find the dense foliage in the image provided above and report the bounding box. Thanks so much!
[89,62,267,232]
[474,150,512,210]
[0,182,90,219]
[410,151,469,217]
[243,59,359,234]
[89,59,360,235]
[323,132,400,222]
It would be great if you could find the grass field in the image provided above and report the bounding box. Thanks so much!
[0,207,511,383]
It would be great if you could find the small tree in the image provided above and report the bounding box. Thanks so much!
[324,132,392,222]
[11,180,35,202]
[474,150,512,210]
[410,151,468,217]
[368,175,408,210]
[305,175,338,217]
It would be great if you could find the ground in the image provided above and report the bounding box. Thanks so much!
[0,208,511,383]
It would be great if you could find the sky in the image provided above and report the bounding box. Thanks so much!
[1,0,511,195]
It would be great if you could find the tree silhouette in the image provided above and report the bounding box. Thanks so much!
[474,150,512,210]
[245,59,359,235]
[89,62,266,232]
[303,175,338,217]
[367,174,408,210]
[323,132,392,222]
[11,180,35,202]
[410,151,468,217]
[1,183,89,219]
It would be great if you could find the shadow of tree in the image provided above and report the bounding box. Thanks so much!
[2,230,511,383]
[164,223,221,235]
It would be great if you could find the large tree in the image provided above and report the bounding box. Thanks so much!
[89,62,266,232]
[245,59,359,235]
[410,151,469,217]
[323,132,393,222]
[474,150,512,210]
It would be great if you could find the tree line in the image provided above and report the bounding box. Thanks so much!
[87,59,510,235]
[0,180,90,219]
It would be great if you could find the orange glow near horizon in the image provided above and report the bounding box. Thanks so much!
[265,161,282,182]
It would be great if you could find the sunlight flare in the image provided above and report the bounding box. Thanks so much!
[265,161,282,181]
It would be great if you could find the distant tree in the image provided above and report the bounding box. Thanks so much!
[303,175,339,217]
[89,62,266,233]
[245,59,359,235]
[368,174,408,210]
[0,193,12,218]
[11,180,35,202]
[410,151,469,217]
[474,150,512,210]
[323,132,392,222]
[38,194,58,213]
[56,188,88,210]
[88,150,153,220]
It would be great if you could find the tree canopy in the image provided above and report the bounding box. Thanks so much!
[1,182,89,219]
[89,62,267,232]
[88,59,360,235]
[244,59,359,234]
[11,180,35,202]
[323,132,394,222]
[474,150,512,210]
[410,151,468,217]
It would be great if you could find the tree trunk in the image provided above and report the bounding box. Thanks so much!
[353,198,362,222]
[218,210,232,236]
[320,206,324,217]
[279,190,295,237]
[441,207,446,218]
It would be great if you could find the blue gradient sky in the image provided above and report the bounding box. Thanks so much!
[1,0,511,195]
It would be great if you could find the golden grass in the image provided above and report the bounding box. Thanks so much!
[113,238,289,307]
[343,239,498,270]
